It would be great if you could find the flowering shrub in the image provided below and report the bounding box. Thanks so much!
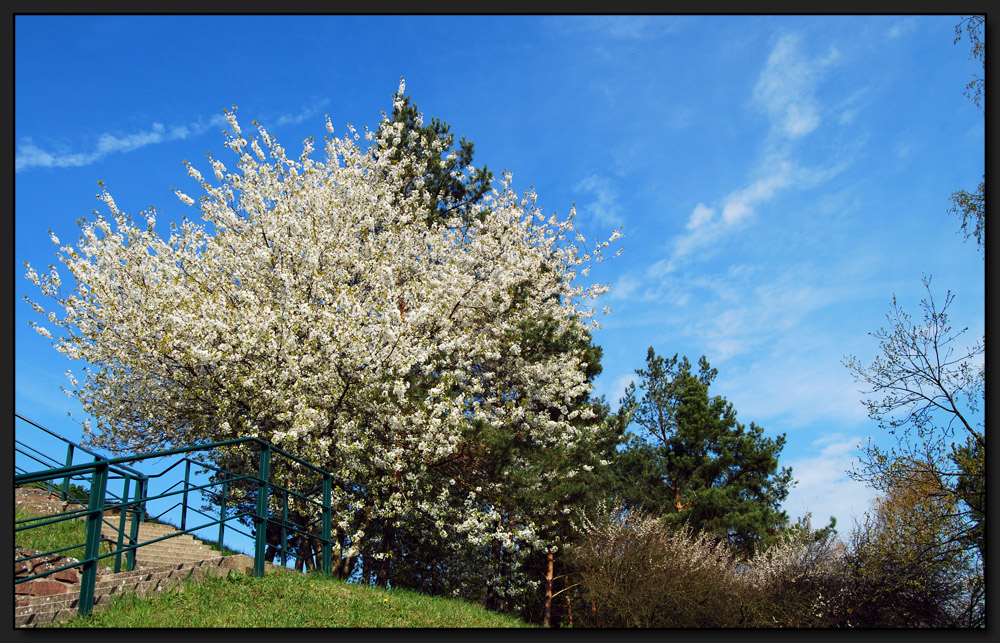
[569,504,851,628]
[24,79,622,582]
[570,504,739,627]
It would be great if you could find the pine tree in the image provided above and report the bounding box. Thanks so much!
[615,348,793,556]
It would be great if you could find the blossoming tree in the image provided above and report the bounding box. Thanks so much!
[24,80,622,595]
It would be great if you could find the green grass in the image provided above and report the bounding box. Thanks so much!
[19,504,528,627]
[15,509,116,570]
[50,570,535,628]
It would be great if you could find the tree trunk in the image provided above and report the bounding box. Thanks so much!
[376,521,395,588]
[567,595,573,628]
[298,534,316,572]
[485,536,502,611]
[542,550,555,627]
[362,544,372,585]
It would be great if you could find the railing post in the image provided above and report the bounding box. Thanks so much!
[322,473,332,576]
[114,475,131,574]
[137,476,149,525]
[217,473,228,556]
[79,462,108,617]
[181,459,191,531]
[280,489,289,568]
[61,444,75,502]
[127,477,142,572]
[253,444,271,578]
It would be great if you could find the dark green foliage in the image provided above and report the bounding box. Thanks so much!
[615,348,793,557]
[377,93,493,225]
[369,93,622,621]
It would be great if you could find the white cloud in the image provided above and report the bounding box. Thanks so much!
[595,372,636,410]
[783,434,879,530]
[645,257,675,278]
[638,34,850,278]
[15,101,330,173]
[95,122,168,155]
[16,114,226,172]
[752,33,839,140]
[272,99,330,127]
[686,202,715,230]
[721,200,752,226]
[782,102,820,138]
[664,156,816,266]
[608,273,642,301]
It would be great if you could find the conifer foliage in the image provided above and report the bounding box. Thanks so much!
[615,348,793,556]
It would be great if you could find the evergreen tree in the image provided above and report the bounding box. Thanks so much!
[615,348,793,556]
[377,91,493,225]
[364,90,621,611]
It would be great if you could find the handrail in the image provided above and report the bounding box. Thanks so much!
[17,435,328,481]
[15,418,337,620]
[15,413,146,478]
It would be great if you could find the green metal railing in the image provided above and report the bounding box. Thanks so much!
[15,414,148,575]
[15,416,337,619]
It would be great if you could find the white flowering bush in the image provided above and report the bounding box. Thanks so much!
[24,80,622,576]
[569,503,853,628]
[569,503,739,627]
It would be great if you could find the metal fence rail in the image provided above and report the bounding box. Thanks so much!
[15,416,336,618]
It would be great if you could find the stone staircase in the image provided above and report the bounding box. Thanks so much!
[15,485,288,628]
[100,519,222,569]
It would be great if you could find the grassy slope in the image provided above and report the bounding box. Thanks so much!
[15,508,116,570]
[18,505,531,628]
[51,570,534,628]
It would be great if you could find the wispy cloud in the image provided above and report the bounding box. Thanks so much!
[15,101,331,173]
[783,433,878,528]
[647,33,847,276]
[835,88,869,126]
[16,115,227,172]
[752,33,839,140]
[551,15,685,40]
[678,263,835,359]
[655,158,843,276]
[271,100,331,128]
[886,17,918,40]
[595,372,637,410]
[575,173,625,228]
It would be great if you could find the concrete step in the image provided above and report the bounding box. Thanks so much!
[133,546,217,557]
[103,524,203,538]
[16,486,277,627]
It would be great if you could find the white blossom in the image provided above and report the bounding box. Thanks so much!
[23,91,623,589]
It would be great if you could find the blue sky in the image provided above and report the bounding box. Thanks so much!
[15,15,985,535]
